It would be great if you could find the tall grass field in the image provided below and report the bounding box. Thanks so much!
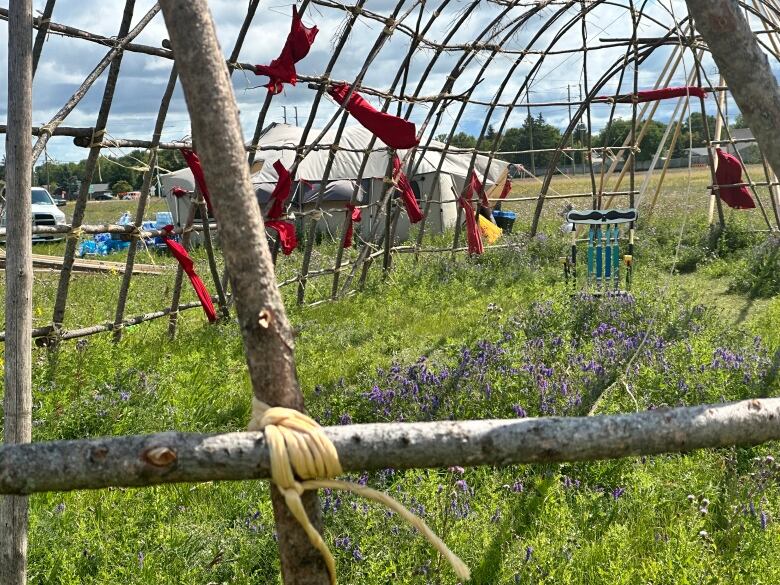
[1,167,779,583]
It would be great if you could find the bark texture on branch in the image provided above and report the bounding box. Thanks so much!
[157,1,328,583]
[1,399,779,495]
[1,1,33,582]
[685,0,780,179]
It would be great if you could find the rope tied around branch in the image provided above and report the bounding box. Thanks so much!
[247,397,470,584]
[67,226,84,241]
[89,128,106,148]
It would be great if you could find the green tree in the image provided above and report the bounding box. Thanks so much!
[112,179,134,195]
[594,118,669,162]
[436,132,477,149]
[732,113,749,129]
[680,112,716,148]
[498,114,562,168]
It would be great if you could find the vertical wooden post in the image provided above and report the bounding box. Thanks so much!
[113,66,178,342]
[707,75,727,224]
[158,1,330,583]
[1,1,33,582]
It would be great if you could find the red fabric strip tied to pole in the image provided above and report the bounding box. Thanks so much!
[267,160,292,220]
[458,196,484,255]
[499,178,512,200]
[161,226,217,323]
[343,204,362,248]
[179,148,214,217]
[599,86,708,103]
[393,155,423,223]
[170,186,188,198]
[266,220,298,255]
[254,6,318,94]
[328,83,419,149]
[463,171,489,208]
[715,148,756,209]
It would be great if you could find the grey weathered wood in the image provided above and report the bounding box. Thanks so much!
[1,399,779,495]
[157,1,330,582]
[113,65,179,342]
[0,298,214,343]
[50,0,137,336]
[0,6,172,60]
[29,3,160,164]
[1,0,33,582]
[685,0,780,181]
[30,0,56,76]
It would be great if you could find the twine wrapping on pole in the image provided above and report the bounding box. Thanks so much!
[247,397,470,584]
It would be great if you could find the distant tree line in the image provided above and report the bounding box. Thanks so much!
[436,112,761,172]
[0,110,758,198]
[32,149,187,197]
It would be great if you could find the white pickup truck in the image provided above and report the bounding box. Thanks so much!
[0,187,68,242]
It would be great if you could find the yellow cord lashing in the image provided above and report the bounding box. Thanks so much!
[248,397,470,584]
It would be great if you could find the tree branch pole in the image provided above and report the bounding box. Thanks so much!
[112,65,179,342]
[157,1,330,583]
[1,399,779,495]
[49,0,137,338]
[685,0,780,180]
[1,0,33,582]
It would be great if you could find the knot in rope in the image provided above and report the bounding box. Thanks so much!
[89,128,106,149]
[67,226,84,240]
[248,397,470,584]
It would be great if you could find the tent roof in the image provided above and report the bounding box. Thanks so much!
[251,123,507,185]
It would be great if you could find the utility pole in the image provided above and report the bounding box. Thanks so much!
[567,84,573,174]
[579,83,584,175]
[294,106,299,127]
[526,89,536,175]
[282,106,287,124]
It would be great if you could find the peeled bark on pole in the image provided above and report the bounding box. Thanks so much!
[1,398,779,495]
[1,0,33,582]
[685,0,780,179]
[157,1,329,583]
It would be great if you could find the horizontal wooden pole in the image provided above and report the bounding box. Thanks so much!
[0,298,213,342]
[0,124,94,137]
[0,222,217,238]
[0,7,172,59]
[0,398,777,495]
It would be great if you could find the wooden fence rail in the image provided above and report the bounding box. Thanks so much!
[0,398,778,495]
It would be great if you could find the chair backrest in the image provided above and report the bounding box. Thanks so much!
[564,208,637,290]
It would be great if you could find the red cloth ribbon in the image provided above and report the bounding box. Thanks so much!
[254,6,318,94]
[343,204,362,248]
[463,171,489,208]
[715,148,756,209]
[266,220,298,255]
[267,160,292,220]
[600,86,708,103]
[499,178,512,200]
[170,186,188,198]
[161,226,217,323]
[458,197,483,255]
[179,148,214,216]
[393,155,423,224]
[328,83,419,149]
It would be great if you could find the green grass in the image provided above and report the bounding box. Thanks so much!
[1,169,780,583]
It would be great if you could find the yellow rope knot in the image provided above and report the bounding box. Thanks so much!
[67,226,84,241]
[248,397,470,584]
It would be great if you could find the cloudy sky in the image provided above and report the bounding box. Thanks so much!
[0,0,752,165]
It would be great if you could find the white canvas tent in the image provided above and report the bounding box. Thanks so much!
[159,123,509,243]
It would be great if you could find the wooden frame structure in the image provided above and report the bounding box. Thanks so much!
[3,1,780,583]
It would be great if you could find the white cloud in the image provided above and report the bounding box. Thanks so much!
[0,0,775,164]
